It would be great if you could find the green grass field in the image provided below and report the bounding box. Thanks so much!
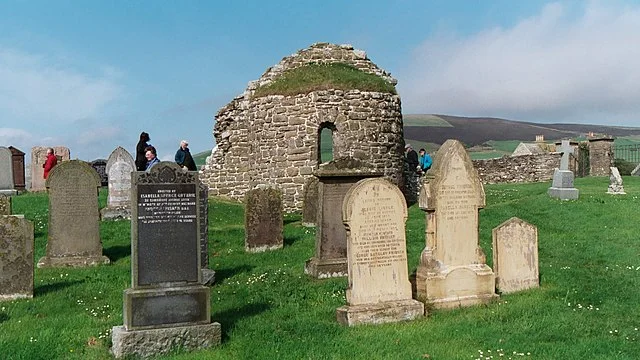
[403,115,453,127]
[4,177,640,359]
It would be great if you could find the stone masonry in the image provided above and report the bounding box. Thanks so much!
[588,137,614,176]
[200,43,404,212]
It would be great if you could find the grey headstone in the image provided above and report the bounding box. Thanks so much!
[90,159,108,187]
[0,147,16,195]
[301,177,319,227]
[607,167,625,195]
[0,215,34,300]
[199,183,209,269]
[244,185,283,253]
[101,147,135,220]
[631,163,640,176]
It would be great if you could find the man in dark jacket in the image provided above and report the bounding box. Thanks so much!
[175,140,197,171]
[405,144,419,172]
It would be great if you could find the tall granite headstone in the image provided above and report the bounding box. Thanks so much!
[416,139,497,309]
[101,147,135,220]
[492,217,539,294]
[336,178,423,326]
[111,162,220,359]
[607,167,625,195]
[0,215,34,300]
[304,158,382,278]
[37,160,110,267]
[0,194,10,215]
[244,185,283,253]
[0,147,17,195]
[548,140,579,200]
[301,176,319,227]
[30,146,70,191]
[90,159,108,187]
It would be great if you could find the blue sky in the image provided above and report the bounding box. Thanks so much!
[1,0,640,162]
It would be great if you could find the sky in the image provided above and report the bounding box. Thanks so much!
[2,0,640,162]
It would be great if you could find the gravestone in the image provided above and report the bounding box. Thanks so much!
[631,163,640,176]
[199,183,215,285]
[90,159,108,186]
[0,215,34,301]
[9,146,26,191]
[111,162,220,359]
[336,178,423,326]
[37,160,110,268]
[301,177,319,227]
[492,217,539,294]
[548,140,579,200]
[607,167,625,195]
[30,146,70,191]
[101,147,135,220]
[304,159,382,278]
[0,194,10,215]
[245,185,283,252]
[0,147,17,195]
[416,139,497,309]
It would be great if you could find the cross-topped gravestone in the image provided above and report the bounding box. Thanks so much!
[0,215,34,301]
[548,139,579,200]
[0,147,17,195]
[101,147,135,220]
[559,139,574,170]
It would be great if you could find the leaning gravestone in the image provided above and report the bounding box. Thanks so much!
[304,158,382,278]
[336,178,423,326]
[30,146,70,191]
[0,215,34,301]
[607,167,625,195]
[631,163,640,177]
[0,147,17,195]
[90,159,108,187]
[245,185,283,252]
[416,139,497,309]
[301,176,319,227]
[111,162,220,359]
[0,194,10,215]
[548,140,579,200]
[492,217,539,294]
[101,147,135,220]
[199,183,215,285]
[37,160,110,267]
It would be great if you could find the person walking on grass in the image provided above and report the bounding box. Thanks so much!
[175,140,197,171]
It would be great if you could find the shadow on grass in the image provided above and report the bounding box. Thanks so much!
[214,302,271,341]
[0,313,8,323]
[283,217,298,225]
[34,280,83,296]
[104,244,131,262]
[284,234,303,246]
[214,264,254,283]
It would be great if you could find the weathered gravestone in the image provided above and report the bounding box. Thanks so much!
[199,183,215,285]
[0,215,34,300]
[548,140,579,200]
[245,185,283,253]
[0,147,17,195]
[416,139,497,309]
[631,163,640,177]
[492,217,539,294]
[0,194,10,215]
[30,146,70,192]
[111,162,220,359]
[37,160,110,268]
[301,176,319,227]
[336,178,424,326]
[101,147,135,220]
[607,167,625,195]
[8,146,26,191]
[304,159,382,278]
[90,159,108,187]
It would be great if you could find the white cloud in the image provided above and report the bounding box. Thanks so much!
[399,1,640,125]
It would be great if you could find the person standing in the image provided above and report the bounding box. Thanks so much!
[145,146,160,171]
[418,148,432,173]
[405,144,419,172]
[174,140,197,171]
[43,147,58,179]
[135,132,151,171]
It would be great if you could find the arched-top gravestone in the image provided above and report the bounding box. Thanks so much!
[492,217,539,294]
[30,146,70,191]
[101,147,135,220]
[0,147,16,195]
[37,160,110,267]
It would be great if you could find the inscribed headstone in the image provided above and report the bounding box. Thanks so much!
[416,139,497,309]
[8,146,26,191]
[0,194,10,215]
[548,140,579,200]
[336,178,423,326]
[607,167,625,195]
[30,146,70,191]
[101,147,135,220]
[301,176,319,227]
[0,147,17,195]
[0,215,34,300]
[90,159,108,186]
[492,217,539,294]
[245,185,283,252]
[37,160,110,267]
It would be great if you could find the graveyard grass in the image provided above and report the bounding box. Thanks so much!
[3,177,640,359]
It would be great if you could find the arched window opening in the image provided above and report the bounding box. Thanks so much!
[318,123,336,164]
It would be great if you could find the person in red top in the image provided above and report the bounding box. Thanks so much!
[43,147,58,179]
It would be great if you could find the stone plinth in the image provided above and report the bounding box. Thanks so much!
[492,217,539,294]
[336,300,424,326]
[0,215,34,301]
[244,185,283,253]
[547,169,579,200]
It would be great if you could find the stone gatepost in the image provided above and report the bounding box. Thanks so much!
[588,136,614,176]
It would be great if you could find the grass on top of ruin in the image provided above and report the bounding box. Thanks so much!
[252,62,397,98]
[3,177,640,359]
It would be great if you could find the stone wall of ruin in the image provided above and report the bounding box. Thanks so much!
[472,153,563,184]
[589,139,613,176]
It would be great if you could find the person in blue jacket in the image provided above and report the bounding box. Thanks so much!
[418,148,432,173]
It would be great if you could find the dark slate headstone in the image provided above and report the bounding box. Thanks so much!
[301,176,319,227]
[90,159,108,187]
[244,185,283,252]
[0,194,10,216]
[8,146,25,191]
[37,160,110,268]
[0,215,34,300]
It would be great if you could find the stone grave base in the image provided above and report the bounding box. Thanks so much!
[0,293,33,301]
[111,323,221,359]
[100,206,131,221]
[416,264,497,310]
[37,255,110,268]
[200,269,216,286]
[304,257,347,278]
[245,244,283,253]
[607,185,625,195]
[0,189,17,196]
[547,187,579,200]
[336,299,424,326]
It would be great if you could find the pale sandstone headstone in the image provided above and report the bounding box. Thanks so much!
[416,139,497,309]
[101,147,135,220]
[492,217,539,294]
[37,160,110,267]
[336,178,423,326]
[244,185,283,253]
[0,194,10,215]
[0,147,17,195]
[607,167,625,195]
[30,146,70,192]
[0,215,34,300]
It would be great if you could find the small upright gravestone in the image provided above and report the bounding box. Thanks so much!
[548,140,579,200]
[0,215,34,301]
[37,160,110,268]
[492,217,539,294]
[0,194,10,215]
[90,159,108,187]
[244,185,283,252]
[0,147,17,195]
[30,146,70,192]
[199,183,215,285]
[336,178,423,326]
[111,162,220,359]
[101,147,135,220]
[301,176,319,227]
[607,167,625,195]
[416,139,497,309]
